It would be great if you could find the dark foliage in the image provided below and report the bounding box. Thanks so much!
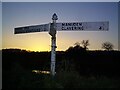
[2,47,120,88]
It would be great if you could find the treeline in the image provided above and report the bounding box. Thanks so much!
[2,49,51,71]
[65,46,120,77]
[2,47,120,77]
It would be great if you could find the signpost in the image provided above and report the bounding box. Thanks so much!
[49,13,58,76]
[14,13,109,77]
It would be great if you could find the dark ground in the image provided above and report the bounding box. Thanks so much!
[1,47,120,88]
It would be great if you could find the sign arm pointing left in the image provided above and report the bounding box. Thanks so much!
[14,23,50,34]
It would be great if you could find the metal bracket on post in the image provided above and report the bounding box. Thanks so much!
[49,13,58,77]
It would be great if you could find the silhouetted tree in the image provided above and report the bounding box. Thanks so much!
[66,46,74,52]
[74,42,80,46]
[81,40,90,50]
[102,42,114,51]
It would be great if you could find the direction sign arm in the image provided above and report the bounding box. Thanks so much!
[56,21,109,31]
[14,24,50,34]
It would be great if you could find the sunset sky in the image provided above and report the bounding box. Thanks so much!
[2,2,118,51]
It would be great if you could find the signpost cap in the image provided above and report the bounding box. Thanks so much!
[52,13,58,20]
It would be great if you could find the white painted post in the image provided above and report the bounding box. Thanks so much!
[51,36,56,76]
[50,13,58,76]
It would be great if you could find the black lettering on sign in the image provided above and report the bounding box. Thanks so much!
[73,23,75,26]
[62,23,65,26]
[73,23,78,26]
[61,26,84,30]
[62,23,83,27]
[79,23,82,26]
[62,27,64,30]
[67,23,72,26]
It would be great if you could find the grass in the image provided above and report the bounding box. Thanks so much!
[29,70,120,88]
[3,69,120,88]
[3,62,120,89]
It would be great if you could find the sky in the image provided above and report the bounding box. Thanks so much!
[1,2,119,51]
[0,1,2,89]
[1,0,120,2]
[0,4,1,49]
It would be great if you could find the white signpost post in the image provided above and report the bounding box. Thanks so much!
[14,13,109,77]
